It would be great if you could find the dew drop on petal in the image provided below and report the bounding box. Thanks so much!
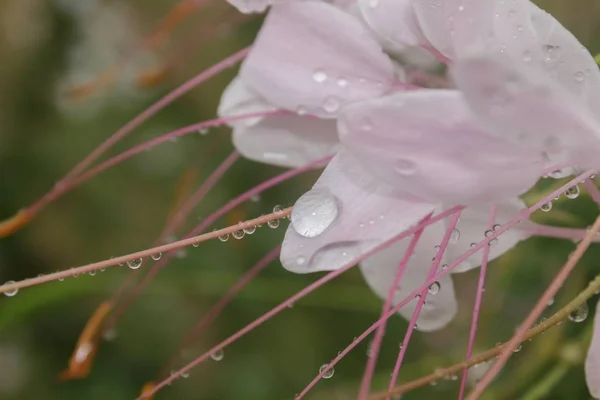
[151,252,162,261]
[540,202,553,212]
[565,185,580,199]
[210,349,224,361]
[232,229,245,240]
[291,188,339,238]
[322,96,340,114]
[244,225,257,235]
[273,205,284,214]
[513,343,522,353]
[319,364,334,379]
[219,233,230,242]
[313,69,327,83]
[296,256,306,265]
[3,281,17,297]
[568,302,589,323]
[395,159,416,176]
[428,281,441,295]
[88,270,96,276]
[267,219,280,229]
[127,258,143,270]
[450,229,460,243]
[574,71,585,83]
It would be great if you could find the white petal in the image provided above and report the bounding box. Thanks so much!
[445,199,532,273]
[240,1,395,118]
[227,0,272,13]
[232,114,339,167]
[338,90,545,204]
[217,76,276,128]
[360,237,457,331]
[280,150,437,273]
[452,55,600,169]
[358,0,425,52]
[410,0,494,58]
[587,298,600,399]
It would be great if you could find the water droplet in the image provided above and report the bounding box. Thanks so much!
[198,127,209,135]
[450,229,460,243]
[489,238,498,247]
[543,44,561,66]
[395,159,417,176]
[181,370,190,378]
[291,188,339,238]
[313,70,327,83]
[428,281,441,295]
[244,225,257,235]
[210,349,224,361]
[3,281,17,297]
[296,256,306,265]
[574,70,585,82]
[58,276,65,282]
[127,258,143,270]
[337,77,348,87]
[322,96,340,113]
[540,202,552,212]
[569,302,589,323]
[232,229,245,240]
[319,364,335,379]
[547,297,555,306]
[513,343,522,352]
[442,264,449,270]
[218,233,230,242]
[151,252,162,261]
[273,205,284,214]
[565,185,580,199]
[492,224,501,232]
[268,219,280,229]
[192,241,200,248]
[89,270,96,276]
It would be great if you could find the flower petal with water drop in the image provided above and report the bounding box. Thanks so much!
[360,237,457,332]
[240,1,395,118]
[338,90,545,204]
[280,150,437,273]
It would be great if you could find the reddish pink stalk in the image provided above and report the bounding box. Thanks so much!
[387,212,462,396]
[457,205,496,399]
[358,214,432,399]
[139,208,464,399]
[292,170,594,399]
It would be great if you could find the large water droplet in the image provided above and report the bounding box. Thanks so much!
[569,302,589,323]
[3,281,17,297]
[267,219,280,229]
[319,364,335,379]
[244,225,257,235]
[151,252,162,261]
[291,188,339,238]
[450,229,460,243]
[218,233,230,242]
[232,229,245,240]
[127,258,143,270]
[540,202,552,212]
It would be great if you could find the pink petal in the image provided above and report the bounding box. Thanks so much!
[444,199,532,273]
[586,298,600,399]
[280,150,437,273]
[338,90,545,204]
[357,0,426,53]
[218,77,276,128]
[218,78,339,167]
[410,0,494,58]
[233,114,339,167]
[240,1,395,118]
[452,55,600,169]
[360,238,457,331]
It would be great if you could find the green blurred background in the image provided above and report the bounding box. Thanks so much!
[0,0,600,399]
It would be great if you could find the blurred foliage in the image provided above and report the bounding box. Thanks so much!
[0,0,599,399]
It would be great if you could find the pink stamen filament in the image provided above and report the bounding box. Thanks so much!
[387,212,462,397]
[457,205,496,399]
[358,214,432,399]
